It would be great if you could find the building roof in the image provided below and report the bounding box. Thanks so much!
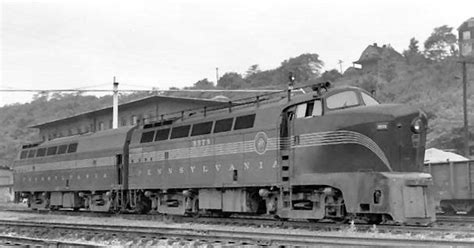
[458,17,474,30]
[353,43,403,65]
[424,148,469,163]
[30,94,226,129]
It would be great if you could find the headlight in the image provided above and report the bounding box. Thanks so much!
[411,118,423,134]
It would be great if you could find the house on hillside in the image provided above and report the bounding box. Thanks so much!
[458,17,474,58]
[351,43,403,74]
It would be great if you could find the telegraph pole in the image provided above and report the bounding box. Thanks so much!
[112,77,119,129]
[338,60,343,74]
[458,17,474,158]
[216,67,219,85]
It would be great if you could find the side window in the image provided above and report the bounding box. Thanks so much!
[27,149,36,158]
[57,145,68,155]
[312,100,323,116]
[36,148,46,157]
[234,114,255,130]
[305,102,314,117]
[20,151,28,159]
[361,92,379,106]
[155,128,170,141]
[46,146,58,156]
[296,104,307,118]
[170,125,190,139]
[140,131,155,143]
[214,118,233,133]
[67,143,78,153]
[191,121,213,136]
[326,91,359,109]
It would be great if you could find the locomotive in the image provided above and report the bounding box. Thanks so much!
[13,83,436,225]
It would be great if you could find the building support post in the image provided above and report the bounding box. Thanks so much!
[462,61,469,157]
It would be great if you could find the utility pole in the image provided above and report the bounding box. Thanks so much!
[112,77,119,129]
[216,67,219,85]
[338,60,344,74]
[458,17,474,158]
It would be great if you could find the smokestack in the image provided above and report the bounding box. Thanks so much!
[113,77,119,129]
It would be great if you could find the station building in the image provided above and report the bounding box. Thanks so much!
[0,167,13,202]
[31,95,227,141]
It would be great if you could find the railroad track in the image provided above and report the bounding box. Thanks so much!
[0,234,99,247]
[5,208,474,232]
[3,208,474,235]
[0,219,473,247]
[435,215,474,230]
[437,215,474,223]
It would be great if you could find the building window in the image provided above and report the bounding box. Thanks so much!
[98,122,104,131]
[463,31,471,40]
[131,115,138,125]
[143,114,150,124]
[121,118,127,127]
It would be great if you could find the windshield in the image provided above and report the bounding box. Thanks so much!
[326,91,359,109]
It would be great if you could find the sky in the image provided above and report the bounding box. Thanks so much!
[1,0,473,106]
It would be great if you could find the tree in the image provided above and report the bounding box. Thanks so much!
[319,69,342,83]
[217,72,247,89]
[245,64,261,78]
[424,25,458,61]
[276,53,324,85]
[193,78,215,89]
[403,38,426,65]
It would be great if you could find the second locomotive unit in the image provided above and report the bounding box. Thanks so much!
[13,83,436,225]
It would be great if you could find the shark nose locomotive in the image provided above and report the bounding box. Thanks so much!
[13,83,435,225]
[279,86,434,224]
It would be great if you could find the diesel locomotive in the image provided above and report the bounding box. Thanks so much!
[13,83,436,225]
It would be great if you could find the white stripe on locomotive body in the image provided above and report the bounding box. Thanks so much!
[293,131,392,171]
[130,130,391,171]
[15,130,391,173]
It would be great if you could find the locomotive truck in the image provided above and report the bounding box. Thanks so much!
[13,83,436,225]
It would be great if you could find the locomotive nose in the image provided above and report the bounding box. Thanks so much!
[378,104,427,172]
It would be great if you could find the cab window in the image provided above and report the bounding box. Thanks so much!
[361,92,379,106]
[295,104,307,118]
[312,100,323,116]
[296,100,323,118]
[326,91,359,109]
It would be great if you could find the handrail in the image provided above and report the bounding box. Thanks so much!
[141,83,328,128]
